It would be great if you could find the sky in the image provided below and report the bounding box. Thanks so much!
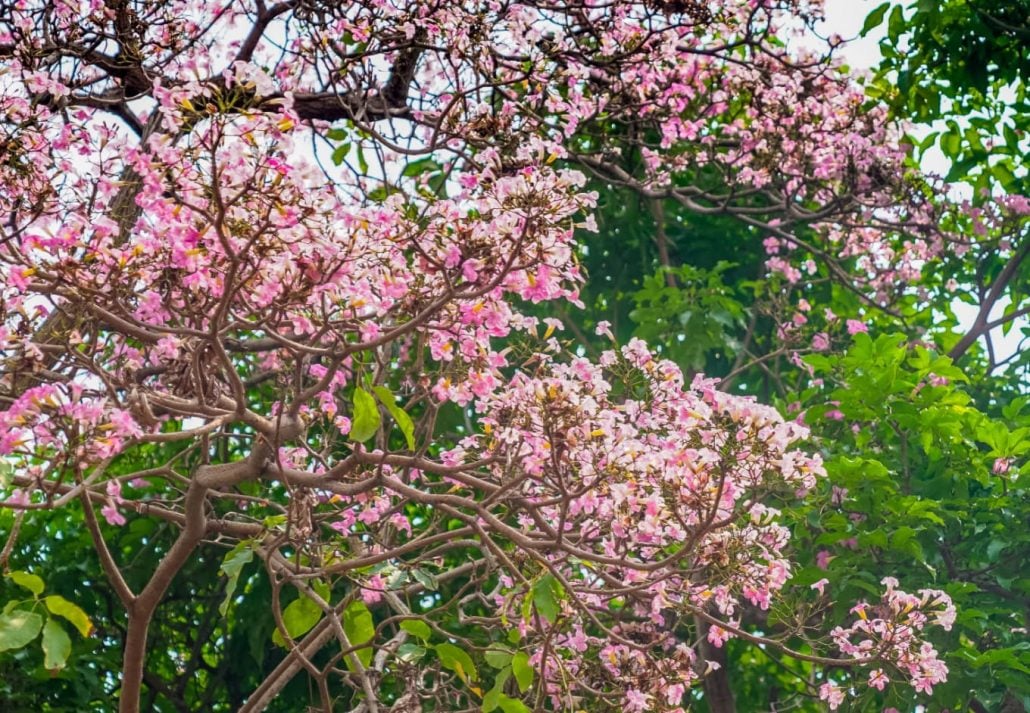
[821,0,888,69]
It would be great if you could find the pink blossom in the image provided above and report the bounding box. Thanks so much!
[334,416,352,435]
[389,513,413,537]
[818,683,845,710]
[361,574,385,605]
[624,689,651,712]
[831,486,849,506]
[101,502,127,526]
[706,625,732,648]
[868,669,888,690]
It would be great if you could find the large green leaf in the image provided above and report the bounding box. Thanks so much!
[6,570,44,596]
[499,698,530,713]
[482,667,512,713]
[43,596,93,638]
[271,593,323,647]
[484,646,513,669]
[399,619,431,642]
[435,642,478,683]
[373,385,416,450]
[350,387,381,443]
[0,610,43,652]
[861,1,889,36]
[41,617,71,671]
[343,600,376,669]
[396,642,426,662]
[511,651,533,692]
[531,575,562,623]
[484,691,529,713]
[218,542,254,616]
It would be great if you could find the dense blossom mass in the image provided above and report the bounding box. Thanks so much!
[0,1,964,711]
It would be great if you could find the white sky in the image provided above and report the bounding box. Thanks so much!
[820,0,887,69]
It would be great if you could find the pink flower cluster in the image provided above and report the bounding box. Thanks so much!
[820,577,956,708]
[0,383,140,465]
[460,339,825,710]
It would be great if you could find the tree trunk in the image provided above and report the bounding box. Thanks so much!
[695,616,736,713]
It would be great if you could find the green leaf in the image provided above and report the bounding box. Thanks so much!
[7,570,44,596]
[940,130,962,158]
[43,596,93,638]
[511,651,533,692]
[484,646,513,669]
[41,617,71,671]
[520,590,533,623]
[271,593,323,647]
[343,600,375,669]
[890,526,925,560]
[399,619,432,641]
[396,643,426,663]
[887,4,905,42]
[411,568,438,592]
[218,542,254,616]
[350,387,381,443]
[482,668,512,713]
[368,185,393,203]
[858,529,888,550]
[356,145,369,175]
[801,354,833,372]
[482,687,502,713]
[330,143,350,166]
[972,647,1030,674]
[945,155,980,183]
[402,158,441,178]
[499,698,531,713]
[435,642,479,683]
[532,575,562,623]
[312,579,331,603]
[373,386,416,450]
[987,539,1008,561]
[993,161,1017,189]
[861,2,890,36]
[0,610,43,652]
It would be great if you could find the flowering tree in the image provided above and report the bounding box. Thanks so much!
[0,1,969,711]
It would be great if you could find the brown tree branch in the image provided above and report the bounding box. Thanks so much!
[949,239,1030,361]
